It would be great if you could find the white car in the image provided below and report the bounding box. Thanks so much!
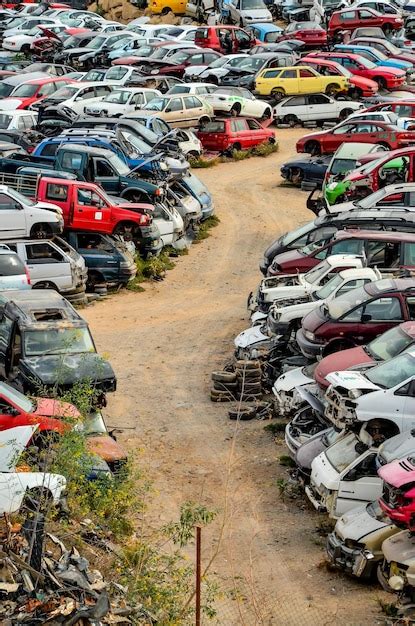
[159,25,200,42]
[345,110,409,127]
[167,82,217,96]
[3,16,59,38]
[204,86,273,119]
[34,82,116,115]
[104,65,153,84]
[184,53,250,81]
[0,110,37,131]
[229,0,273,25]
[0,425,66,515]
[3,23,66,53]
[175,128,203,157]
[84,87,161,117]
[275,93,364,126]
[0,186,63,238]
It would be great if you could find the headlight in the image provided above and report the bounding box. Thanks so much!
[348,389,362,400]
[160,162,168,171]
[304,330,315,342]
[389,575,405,591]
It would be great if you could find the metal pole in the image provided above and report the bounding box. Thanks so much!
[196,526,201,626]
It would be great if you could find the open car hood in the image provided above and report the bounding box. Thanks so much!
[326,370,379,391]
[0,425,36,471]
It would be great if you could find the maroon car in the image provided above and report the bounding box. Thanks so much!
[296,278,415,359]
[278,21,327,47]
[197,117,275,152]
[314,321,415,389]
[139,48,221,78]
[268,230,415,277]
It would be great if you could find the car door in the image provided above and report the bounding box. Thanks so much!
[323,122,357,152]
[307,93,336,122]
[358,8,378,26]
[0,192,26,237]
[24,241,71,291]
[183,96,204,126]
[336,453,381,517]
[77,232,120,283]
[278,68,299,95]
[164,96,184,126]
[0,314,13,379]
[358,295,405,341]
[246,118,264,146]
[298,67,320,95]
[71,86,96,114]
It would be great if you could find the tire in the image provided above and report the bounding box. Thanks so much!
[161,6,172,13]
[198,115,210,128]
[339,107,353,121]
[230,103,241,117]
[32,281,58,290]
[283,114,298,128]
[376,141,391,150]
[212,371,237,383]
[349,87,362,100]
[229,142,241,155]
[187,150,200,159]
[289,167,303,185]
[122,191,146,203]
[325,83,341,96]
[237,370,261,380]
[21,44,30,55]
[30,223,52,239]
[210,389,233,402]
[261,107,272,120]
[271,87,285,102]
[113,222,139,241]
[235,360,261,370]
[382,23,393,35]
[213,380,238,391]
[99,110,107,117]
[87,270,105,290]
[374,76,386,90]
[208,74,218,84]
[304,140,321,156]
[228,406,257,420]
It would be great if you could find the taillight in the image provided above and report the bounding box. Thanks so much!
[25,265,31,285]
[139,214,150,225]
[27,146,34,153]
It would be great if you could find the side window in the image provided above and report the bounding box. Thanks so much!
[95,85,111,97]
[309,94,330,105]
[22,116,33,130]
[340,10,356,19]
[345,453,378,480]
[94,158,115,177]
[367,241,400,267]
[285,96,306,107]
[363,297,403,321]
[231,119,247,132]
[406,297,415,320]
[263,69,280,79]
[77,189,104,206]
[166,98,182,112]
[332,123,354,135]
[0,315,12,358]
[184,96,198,109]
[61,152,82,171]
[26,242,64,264]
[78,233,113,251]
[247,119,261,130]
[342,304,364,322]
[77,87,95,100]
[359,9,375,18]
[45,183,68,201]
[131,93,144,105]
[235,30,250,44]
[0,193,18,209]
[280,69,297,79]
[17,117,26,130]
[329,239,363,255]
[404,243,415,267]
[337,278,369,296]
[299,69,315,78]
[40,143,58,157]
[38,82,55,97]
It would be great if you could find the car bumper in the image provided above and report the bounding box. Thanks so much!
[305,483,327,512]
[296,328,323,359]
[326,532,376,578]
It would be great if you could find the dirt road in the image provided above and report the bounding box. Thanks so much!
[84,130,387,625]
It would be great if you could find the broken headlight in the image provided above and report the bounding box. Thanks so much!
[348,389,362,400]
[304,330,315,342]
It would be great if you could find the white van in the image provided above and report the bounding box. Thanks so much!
[6,238,87,300]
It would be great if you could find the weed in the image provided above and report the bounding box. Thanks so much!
[276,478,288,496]
[378,599,399,617]
[232,149,251,161]
[190,141,278,168]
[279,455,296,468]
[252,142,279,157]
[264,420,287,436]
[315,518,336,536]
[189,156,220,168]
[194,215,220,244]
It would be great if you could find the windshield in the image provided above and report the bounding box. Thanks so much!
[4,17,25,29]
[27,26,41,35]
[0,83,16,98]
[0,383,33,412]
[134,44,156,57]
[120,129,151,154]
[169,50,192,63]
[368,326,414,361]
[354,185,393,208]
[326,433,361,473]
[64,35,84,49]
[264,31,280,43]
[104,90,131,104]
[86,35,107,50]
[330,157,356,176]
[0,114,12,129]
[143,97,167,111]
[81,411,107,435]
[280,220,312,247]
[151,47,171,60]
[24,327,95,356]
[241,0,265,7]
[48,85,78,100]
[367,500,389,521]
[354,55,376,69]
[315,273,343,300]
[327,284,370,320]
[12,83,39,97]
[9,187,34,207]
[108,152,130,175]
[304,261,330,284]
[365,352,415,388]
[209,56,230,68]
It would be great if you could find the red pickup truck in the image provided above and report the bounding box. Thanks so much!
[35,177,161,255]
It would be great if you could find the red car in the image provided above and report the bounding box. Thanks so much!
[1,76,74,110]
[300,56,378,98]
[328,7,403,39]
[296,277,415,359]
[267,229,415,276]
[366,101,415,118]
[306,51,406,90]
[197,117,275,152]
[378,459,415,530]
[278,21,327,47]
[296,119,413,155]
[140,48,221,78]
[314,321,415,389]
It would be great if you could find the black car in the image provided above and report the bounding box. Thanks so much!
[0,290,116,402]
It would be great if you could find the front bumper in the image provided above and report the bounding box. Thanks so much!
[305,483,327,512]
[326,532,376,578]
[296,328,323,360]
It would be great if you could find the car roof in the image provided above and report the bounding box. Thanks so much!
[366,277,415,295]
[2,72,50,85]
[250,23,281,32]
[333,142,384,158]
[335,229,415,241]
[17,76,72,86]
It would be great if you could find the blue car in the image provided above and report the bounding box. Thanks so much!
[246,23,283,42]
[334,44,414,73]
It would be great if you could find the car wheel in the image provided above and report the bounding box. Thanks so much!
[339,107,354,121]
[325,83,341,96]
[304,140,321,156]
[382,23,393,35]
[187,150,200,159]
[99,110,107,117]
[261,107,272,120]
[290,167,303,185]
[198,115,210,129]
[271,87,285,102]
[230,103,241,116]
[283,114,298,127]
[349,87,362,100]
[208,74,218,84]
[161,6,172,13]
[374,76,387,90]
[376,141,391,150]
[30,223,52,239]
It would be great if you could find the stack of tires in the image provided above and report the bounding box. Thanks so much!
[210,360,262,402]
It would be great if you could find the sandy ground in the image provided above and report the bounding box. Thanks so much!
[83,129,389,625]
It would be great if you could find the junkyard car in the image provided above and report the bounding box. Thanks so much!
[83,87,161,117]
[132,94,213,128]
[197,117,275,152]
[274,93,362,127]
[254,65,349,98]
[203,86,273,119]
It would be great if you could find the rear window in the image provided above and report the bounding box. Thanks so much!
[0,253,25,276]
[195,28,208,39]
[202,121,225,132]
[46,183,68,201]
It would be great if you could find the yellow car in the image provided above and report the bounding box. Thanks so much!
[150,0,187,14]
[254,66,349,99]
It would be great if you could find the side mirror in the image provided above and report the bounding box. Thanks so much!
[361,313,372,322]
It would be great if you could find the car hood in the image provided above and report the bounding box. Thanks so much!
[0,98,25,110]
[315,345,373,388]
[86,434,127,463]
[295,429,333,471]
[66,47,91,56]
[34,397,81,420]
[274,365,314,392]
[21,353,115,385]
[382,530,415,566]
[34,200,62,214]
[335,503,391,542]
[0,424,36,470]
[240,8,271,17]
[272,248,306,267]
[378,431,415,465]
[378,458,415,488]
[325,370,379,391]
[234,324,270,348]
